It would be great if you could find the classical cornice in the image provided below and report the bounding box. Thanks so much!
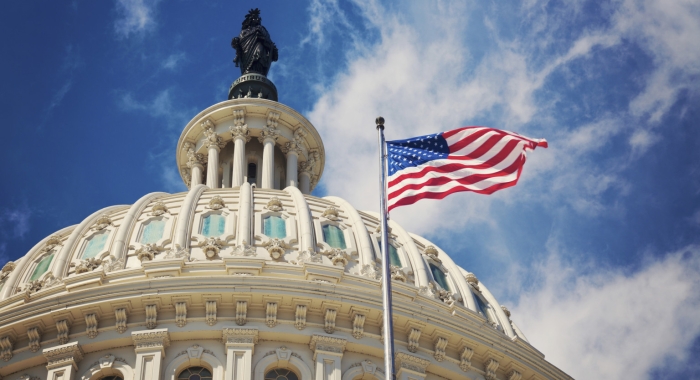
[222,327,259,345]
[131,329,170,350]
[395,352,431,374]
[309,334,347,354]
[42,341,83,369]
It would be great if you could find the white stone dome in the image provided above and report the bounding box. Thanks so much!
[0,184,570,379]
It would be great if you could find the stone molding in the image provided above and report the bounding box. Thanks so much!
[131,328,170,352]
[309,334,347,355]
[222,327,259,345]
[395,352,430,374]
[43,341,83,370]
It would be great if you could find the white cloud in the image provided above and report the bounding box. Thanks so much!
[162,52,186,70]
[114,0,160,38]
[0,207,31,239]
[512,246,700,380]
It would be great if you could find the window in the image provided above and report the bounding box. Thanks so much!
[100,376,123,380]
[265,368,299,380]
[247,162,257,185]
[322,224,346,249]
[429,263,450,291]
[178,367,213,380]
[201,214,226,237]
[263,215,286,238]
[140,218,166,244]
[81,230,109,259]
[475,294,496,324]
[29,253,54,282]
[377,239,401,266]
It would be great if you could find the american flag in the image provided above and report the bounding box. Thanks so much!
[386,126,548,211]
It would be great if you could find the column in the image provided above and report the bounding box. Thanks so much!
[395,352,430,380]
[298,150,318,195]
[132,328,170,380]
[222,328,258,380]
[259,112,280,189]
[230,123,249,187]
[309,335,347,380]
[186,144,205,187]
[202,120,224,189]
[43,342,83,380]
[299,171,311,194]
[283,129,304,188]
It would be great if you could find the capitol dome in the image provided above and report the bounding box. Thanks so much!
[0,10,571,380]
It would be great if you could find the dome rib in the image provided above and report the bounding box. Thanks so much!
[325,196,374,269]
[173,184,208,250]
[284,186,315,252]
[54,205,127,279]
[236,182,253,246]
[387,218,430,288]
[110,192,168,263]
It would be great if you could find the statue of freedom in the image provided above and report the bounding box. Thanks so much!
[231,8,278,76]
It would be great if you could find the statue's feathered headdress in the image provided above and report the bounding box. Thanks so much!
[242,8,261,29]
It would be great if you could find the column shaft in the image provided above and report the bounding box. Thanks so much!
[232,137,246,187]
[286,151,299,188]
[207,146,221,188]
[191,164,204,186]
[299,172,311,194]
[261,138,275,189]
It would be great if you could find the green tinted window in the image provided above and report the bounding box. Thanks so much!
[82,230,109,259]
[202,214,225,237]
[140,219,166,244]
[322,224,346,249]
[429,263,450,291]
[29,253,54,281]
[263,215,286,238]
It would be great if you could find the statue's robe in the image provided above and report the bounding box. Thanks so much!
[235,25,277,76]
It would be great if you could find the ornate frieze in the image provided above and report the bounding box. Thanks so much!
[221,328,259,345]
[115,308,128,333]
[266,302,278,328]
[145,304,158,329]
[459,346,474,372]
[56,319,70,345]
[175,302,188,327]
[309,335,347,354]
[43,341,83,369]
[294,304,307,330]
[85,313,99,339]
[352,314,366,339]
[407,327,422,353]
[484,358,500,380]
[433,336,448,362]
[324,309,337,334]
[131,329,170,350]
[264,238,286,260]
[395,352,430,375]
[205,300,217,326]
[236,301,247,326]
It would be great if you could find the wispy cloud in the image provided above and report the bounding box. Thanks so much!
[512,246,700,379]
[114,0,161,39]
[0,206,31,240]
[162,52,187,70]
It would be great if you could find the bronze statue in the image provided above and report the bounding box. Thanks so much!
[231,8,278,76]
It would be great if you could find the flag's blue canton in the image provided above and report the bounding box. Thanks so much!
[387,133,450,176]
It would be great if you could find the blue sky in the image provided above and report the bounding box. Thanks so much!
[1,1,699,378]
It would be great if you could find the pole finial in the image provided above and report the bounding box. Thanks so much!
[376,116,385,129]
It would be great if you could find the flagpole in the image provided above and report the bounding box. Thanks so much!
[376,116,396,380]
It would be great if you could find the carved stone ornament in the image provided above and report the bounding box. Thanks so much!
[430,281,459,306]
[359,263,380,280]
[407,327,421,353]
[85,313,99,338]
[72,257,102,274]
[236,300,248,326]
[324,309,337,334]
[395,352,430,374]
[131,329,170,349]
[232,108,246,127]
[265,197,283,211]
[424,245,440,262]
[323,248,347,267]
[187,150,206,169]
[229,123,251,142]
[232,242,256,257]
[27,327,41,352]
[231,8,278,76]
[103,255,125,272]
[205,300,217,326]
[266,302,278,327]
[21,272,61,296]
[0,261,15,281]
[282,128,305,155]
[202,120,225,150]
[294,304,307,330]
[391,265,407,282]
[298,150,319,174]
[501,305,512,320]
[352,314,366,339]
[164,244,190,260]
[264,238,286,260]
[485,358,500,380]
[43,341,84,369]
[149,200,169,216]
[459,346,474,372]
[508,370,523,380]
[201,237,225,259]
[321,206,341,221]
[465,272,480,291]
[92,214,113,230]
[309,334,347,354]
[433,336,448,361]
[0,336,14,361]
[418,285,434,298]
[208,196,226,210]
[136,244,160,262]
[222,328,259,345]
[290,250,322,265]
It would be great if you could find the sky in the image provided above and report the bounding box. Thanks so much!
[1,0,699,379]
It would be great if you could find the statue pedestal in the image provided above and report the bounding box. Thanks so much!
[228,73,278,101]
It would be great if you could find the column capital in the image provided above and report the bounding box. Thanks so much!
[43,341,83,370]
[309,334,347,356]
[186,147,206,169]
[395,352,430,376]
[299,149,320,174]
[131,328,170,353]
[282,128,305,156]
[221,327,259,346]
[258,126,279,144]
[230,124,251,142]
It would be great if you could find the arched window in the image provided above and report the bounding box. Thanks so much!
[247,162,257,185]
[29,253,54,282]
[265,368,299,380]
[474,294,497,325]
[82,230,109,259]
[140,218,166,244]
[178,366,213,380]
[201,214,226,237]
[429,263,450,291]
[322,224,346,249]
[100,376,123,380]
[264,215,286,238]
